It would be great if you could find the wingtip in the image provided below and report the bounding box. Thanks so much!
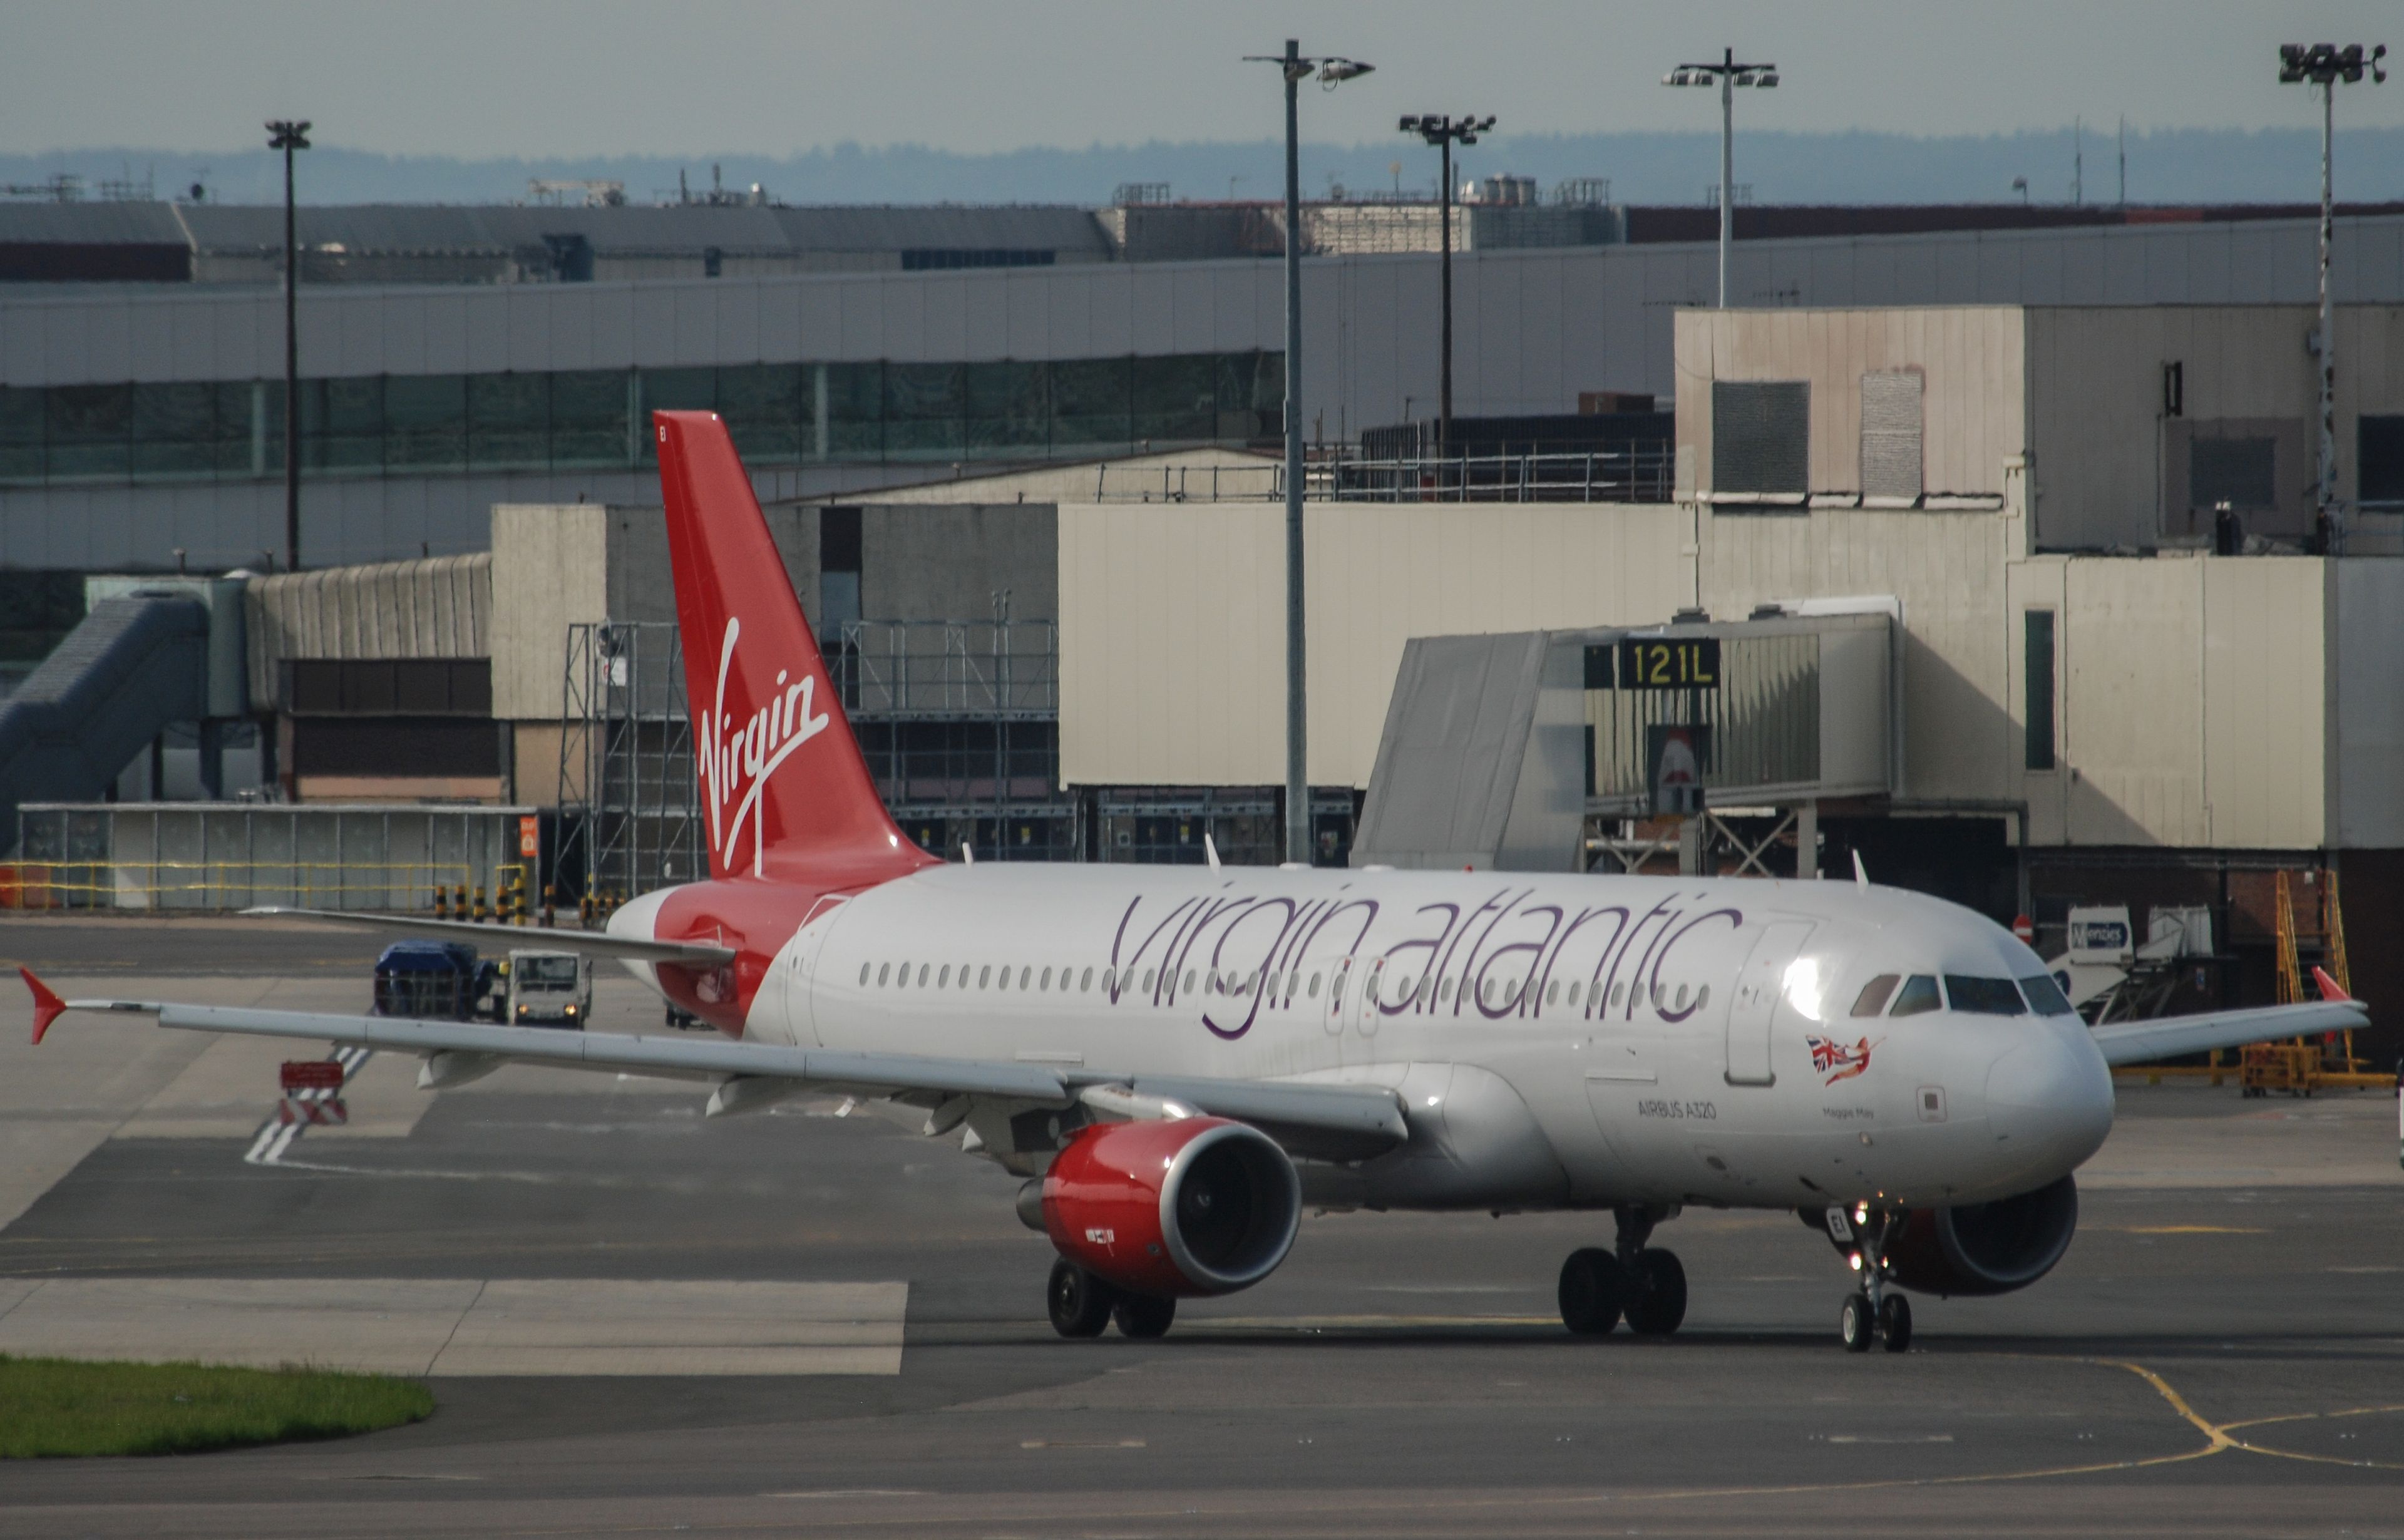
[19,966,65,1044]
[2310,965,2352,1003]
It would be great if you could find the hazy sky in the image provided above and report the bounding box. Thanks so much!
[9,1,2404,158]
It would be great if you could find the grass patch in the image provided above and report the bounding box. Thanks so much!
[0,1355,433,1457]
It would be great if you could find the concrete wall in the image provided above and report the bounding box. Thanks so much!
[2336,560,2404,849]
[1698,507,2020,803]
[1057,500,1694,790]
[1676,307,2027,503]
[860,504,1055,625]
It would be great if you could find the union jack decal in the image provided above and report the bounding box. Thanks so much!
[1806,1034,1879,1086]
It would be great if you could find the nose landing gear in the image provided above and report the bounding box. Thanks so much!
[1559,1204,1687,1337]
[1830,1204,1911,1353]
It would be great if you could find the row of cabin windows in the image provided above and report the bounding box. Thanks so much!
[1849,972,2075,1019]
[853,958,1708,1015]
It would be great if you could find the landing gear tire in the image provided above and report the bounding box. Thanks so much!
[1047,1260,1116,1338]
[1840,1292,1875,1353]
[1622,1248,1688,1337]
[1112,1293,1176,1339]
[1558,1247,1628,1335]
[1877,1293,1912,1353]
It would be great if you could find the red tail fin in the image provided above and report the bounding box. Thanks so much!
[654,411,931,884]
[2311,965,2351,1002]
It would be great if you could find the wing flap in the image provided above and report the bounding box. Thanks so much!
[2090,1000,2370,1067]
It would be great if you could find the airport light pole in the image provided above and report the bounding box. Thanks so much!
[1662,49,1778,308]
[266,119,311,572]
[1399,114,1496,454]
[1246,41,1372,866]
[2279,43,2385,555]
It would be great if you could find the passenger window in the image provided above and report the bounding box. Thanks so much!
[1546,980,1559,1006]
[1674,983,1689,1011]
[1268,971,1282,995]
[960,965,970,989]
[859,963,870,986]
[1889,975,1941,1016]
[1308,972,1321,997]
[1944,975,2027,1015]
[1851,975,1901,1017]
[877,963,890,987]
[979,965,991,988]
[1081,967,1093,992]
[2018,974,2075,1016]
[1566,982,1581,1007]
[938,965,950,988]
[1610,982,1625,1007]
[1182,970,1196,993]
[919,964,931,987]
[1695,985,1710,1010]
[1143,968,1157,992]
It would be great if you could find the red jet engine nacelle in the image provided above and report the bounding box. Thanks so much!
[1041,1117,1301,1298]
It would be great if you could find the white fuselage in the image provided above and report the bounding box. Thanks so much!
[620,865,2115,1213]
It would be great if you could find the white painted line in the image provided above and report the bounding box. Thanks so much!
[0,1278,909,1377]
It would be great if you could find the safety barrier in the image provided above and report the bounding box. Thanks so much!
[0,860,474,912]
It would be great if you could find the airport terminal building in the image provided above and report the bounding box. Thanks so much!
[8,200,2404,1057]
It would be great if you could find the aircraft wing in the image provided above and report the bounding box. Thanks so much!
[21,977,1410,1160]
[243,906,736,967]
[2088,1000,2370,1067]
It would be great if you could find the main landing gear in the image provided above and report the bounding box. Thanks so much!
[1559,1204,1687,1338]
[1830,1204,1911,1354]
[1047,1260,1176,1340]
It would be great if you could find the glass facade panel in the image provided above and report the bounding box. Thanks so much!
[883,364,964,461]
[965,360,1049,455]
[717,364,803,462]
[824,361,883,460]
[1051,357,1131,451]
[46,383,131,479]
[130,382,220,478]
[384,375,466,468]
[1133,354,1216,444]
[467,373,548,471]
[0,351,1270,486]
[0,386,42,481]
[550,369,629,468]
[305,376,386,473]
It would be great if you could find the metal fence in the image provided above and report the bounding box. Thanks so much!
[8,803,528,911]
[825,619,1057,718]
[1087,446,1675,505]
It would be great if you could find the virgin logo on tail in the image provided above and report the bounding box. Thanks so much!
[696,616,830,875]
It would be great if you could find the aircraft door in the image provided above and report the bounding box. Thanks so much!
[783,895,853,1047]
[1725,920,1813,1086]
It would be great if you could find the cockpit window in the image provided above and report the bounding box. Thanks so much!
[1944,975,2027,1015]
[1888,975,1941,1017]
[1851,975,1900,1017]
[2018,973,2077,1017]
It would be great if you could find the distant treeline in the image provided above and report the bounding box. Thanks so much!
[11,126,2403,209]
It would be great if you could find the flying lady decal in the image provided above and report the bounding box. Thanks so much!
[1807,1034,1880,1086]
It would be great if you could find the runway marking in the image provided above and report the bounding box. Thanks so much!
[1020,1439,1146,1449]
[2112,1224,2268,1235]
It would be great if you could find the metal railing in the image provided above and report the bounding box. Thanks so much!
[1330,444,1675,503]
[0,860,475,911]
[826,619,1057,719]
[1086,445,1675,504]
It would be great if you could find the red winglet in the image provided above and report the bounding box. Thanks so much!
[21,967,66,1044]
[2311,965,2352,1003]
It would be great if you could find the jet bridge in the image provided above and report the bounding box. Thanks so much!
[1351,608,1895,873]
[0,578,247,851]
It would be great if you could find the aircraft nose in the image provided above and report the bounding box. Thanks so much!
[1983,1027,2114,1173]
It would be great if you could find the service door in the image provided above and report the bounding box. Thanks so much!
[1725,921,1812,1086]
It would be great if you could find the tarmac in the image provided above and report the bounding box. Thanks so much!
[1,913,2400,1537]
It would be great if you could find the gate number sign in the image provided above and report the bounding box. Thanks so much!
[1586,637,1722,690]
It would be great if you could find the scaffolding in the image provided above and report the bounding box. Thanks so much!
[555,621,702,906]
[2244,867,2385,1095]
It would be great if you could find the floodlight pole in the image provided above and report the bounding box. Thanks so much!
[1247,41,1370,865]
[2279,43,2386,554]
[267,119,311,572]
[1719,47,1735,309]
[1283,39,1307,866]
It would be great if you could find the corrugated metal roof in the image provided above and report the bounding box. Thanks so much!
[0,202,190,244]
[245,552,492,706]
